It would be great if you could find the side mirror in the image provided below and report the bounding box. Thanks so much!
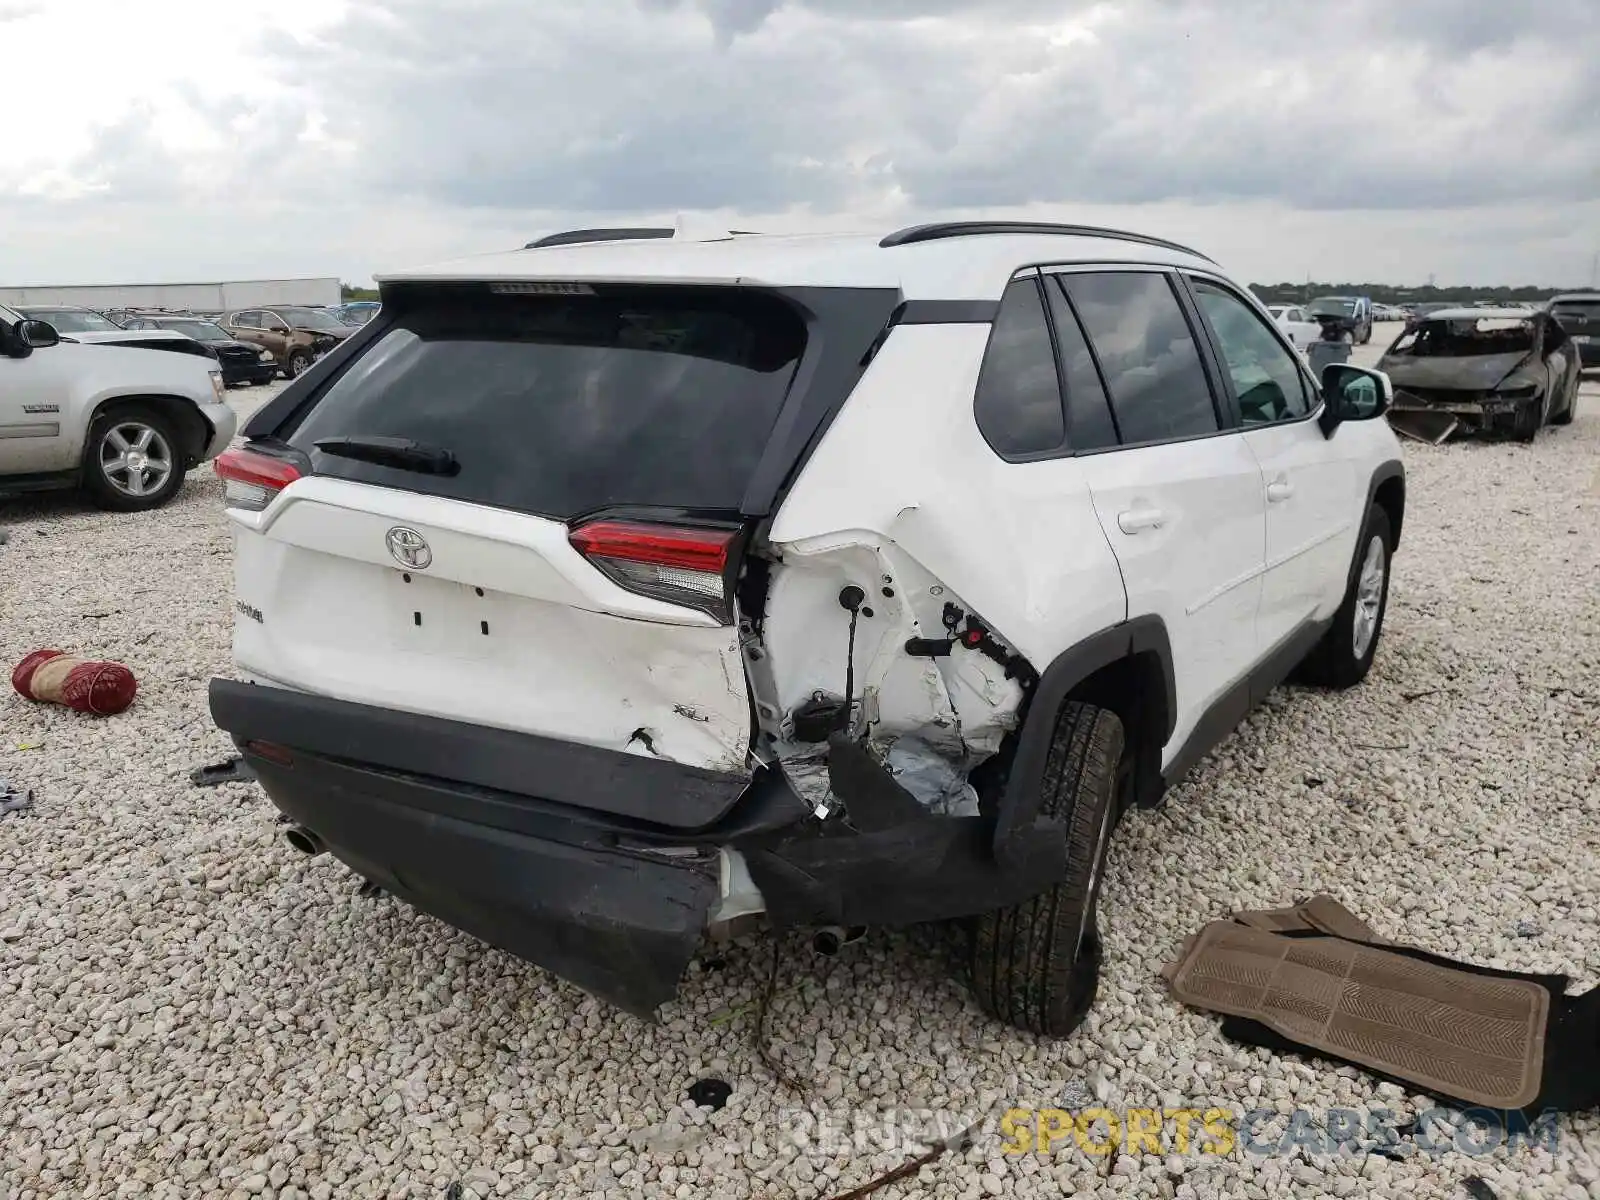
[1319,364,1392,436]
[18,319,60,350]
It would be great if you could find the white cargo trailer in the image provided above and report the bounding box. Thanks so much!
[0,277,344,311]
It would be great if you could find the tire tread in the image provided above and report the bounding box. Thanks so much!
[970,701,1123,1035]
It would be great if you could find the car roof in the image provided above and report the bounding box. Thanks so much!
[1420,307,1537,321]
[1550,292,1600,303]
[376,225,1220,302]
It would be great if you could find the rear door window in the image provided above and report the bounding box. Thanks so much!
[1059,272,1220,445]
[1043,278,1120,451]
[284,285,807,520]
[973,277,1066,457]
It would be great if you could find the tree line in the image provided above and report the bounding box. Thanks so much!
[1248,281,1582,306]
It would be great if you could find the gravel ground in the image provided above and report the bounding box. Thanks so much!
[2,354,1597,1200]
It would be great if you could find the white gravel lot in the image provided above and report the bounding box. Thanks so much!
[2,345,1597,1200]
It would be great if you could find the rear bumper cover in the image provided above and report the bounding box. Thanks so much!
[209,679,1067,1017]
[252,745,719,1016]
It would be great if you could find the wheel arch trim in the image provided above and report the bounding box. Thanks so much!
[993,615,1175,867]
[84,394,210,469]
[1366,459,1405,551]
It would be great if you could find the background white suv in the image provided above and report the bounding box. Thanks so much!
[1,306,238,510]
[208,222,1404,1034]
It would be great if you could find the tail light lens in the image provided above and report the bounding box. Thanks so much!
[214,447,302,511]
[570,519,737,622]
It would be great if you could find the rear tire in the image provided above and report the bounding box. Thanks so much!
[969,702,1123,1036]
[81,403,188,513]
[1299,505,1392,689]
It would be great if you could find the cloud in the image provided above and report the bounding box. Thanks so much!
[256,0,1600,217]
[1,0,1598,286]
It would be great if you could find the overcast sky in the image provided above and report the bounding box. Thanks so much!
[2,0,1597,289]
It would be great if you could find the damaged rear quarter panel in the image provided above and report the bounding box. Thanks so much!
[757,322,1128,803]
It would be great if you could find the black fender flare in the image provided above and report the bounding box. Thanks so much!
[993,615,1176,868]
[1363,459,1405,551]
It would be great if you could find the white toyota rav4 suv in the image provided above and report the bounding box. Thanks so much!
[1,305,238,510]
[209,223,1404,1034]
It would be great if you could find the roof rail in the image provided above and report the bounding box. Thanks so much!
[525,227,675,250]
[879,221,1213,262]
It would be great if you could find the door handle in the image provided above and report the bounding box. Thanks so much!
[1266,479,1295,503]
[1117,506,1166,534]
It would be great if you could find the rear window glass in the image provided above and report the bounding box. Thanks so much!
[1043,278,1119,451]
[1552,301,1600,321]
[285,285,806,519]
[973,277,1066,457]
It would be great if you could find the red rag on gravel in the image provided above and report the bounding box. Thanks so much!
[11,650,138,715]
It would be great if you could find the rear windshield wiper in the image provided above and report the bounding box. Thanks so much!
[314,435,460,476]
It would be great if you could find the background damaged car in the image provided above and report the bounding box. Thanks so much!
[221,306,354,378]
[1378,307,1581,442]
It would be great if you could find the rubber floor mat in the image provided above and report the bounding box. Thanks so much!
[1168,921,1549,1109]
[1231,894,1381,941]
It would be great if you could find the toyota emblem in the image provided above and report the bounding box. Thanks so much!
[385,526,432,569]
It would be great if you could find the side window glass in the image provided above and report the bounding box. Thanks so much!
[1059,272,1219,444]
[973,277,1066,457]
[1190,280,1311,424]
[1043,277,1119,451]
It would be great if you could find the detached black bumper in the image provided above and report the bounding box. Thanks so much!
[251,745,720,1015]
[208,679,1068,1016]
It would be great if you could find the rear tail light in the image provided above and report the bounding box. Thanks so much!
[214,447,302,511]
[570,519,737,622]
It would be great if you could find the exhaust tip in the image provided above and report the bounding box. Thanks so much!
[812,924,868,957]
[283,825,326,857]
